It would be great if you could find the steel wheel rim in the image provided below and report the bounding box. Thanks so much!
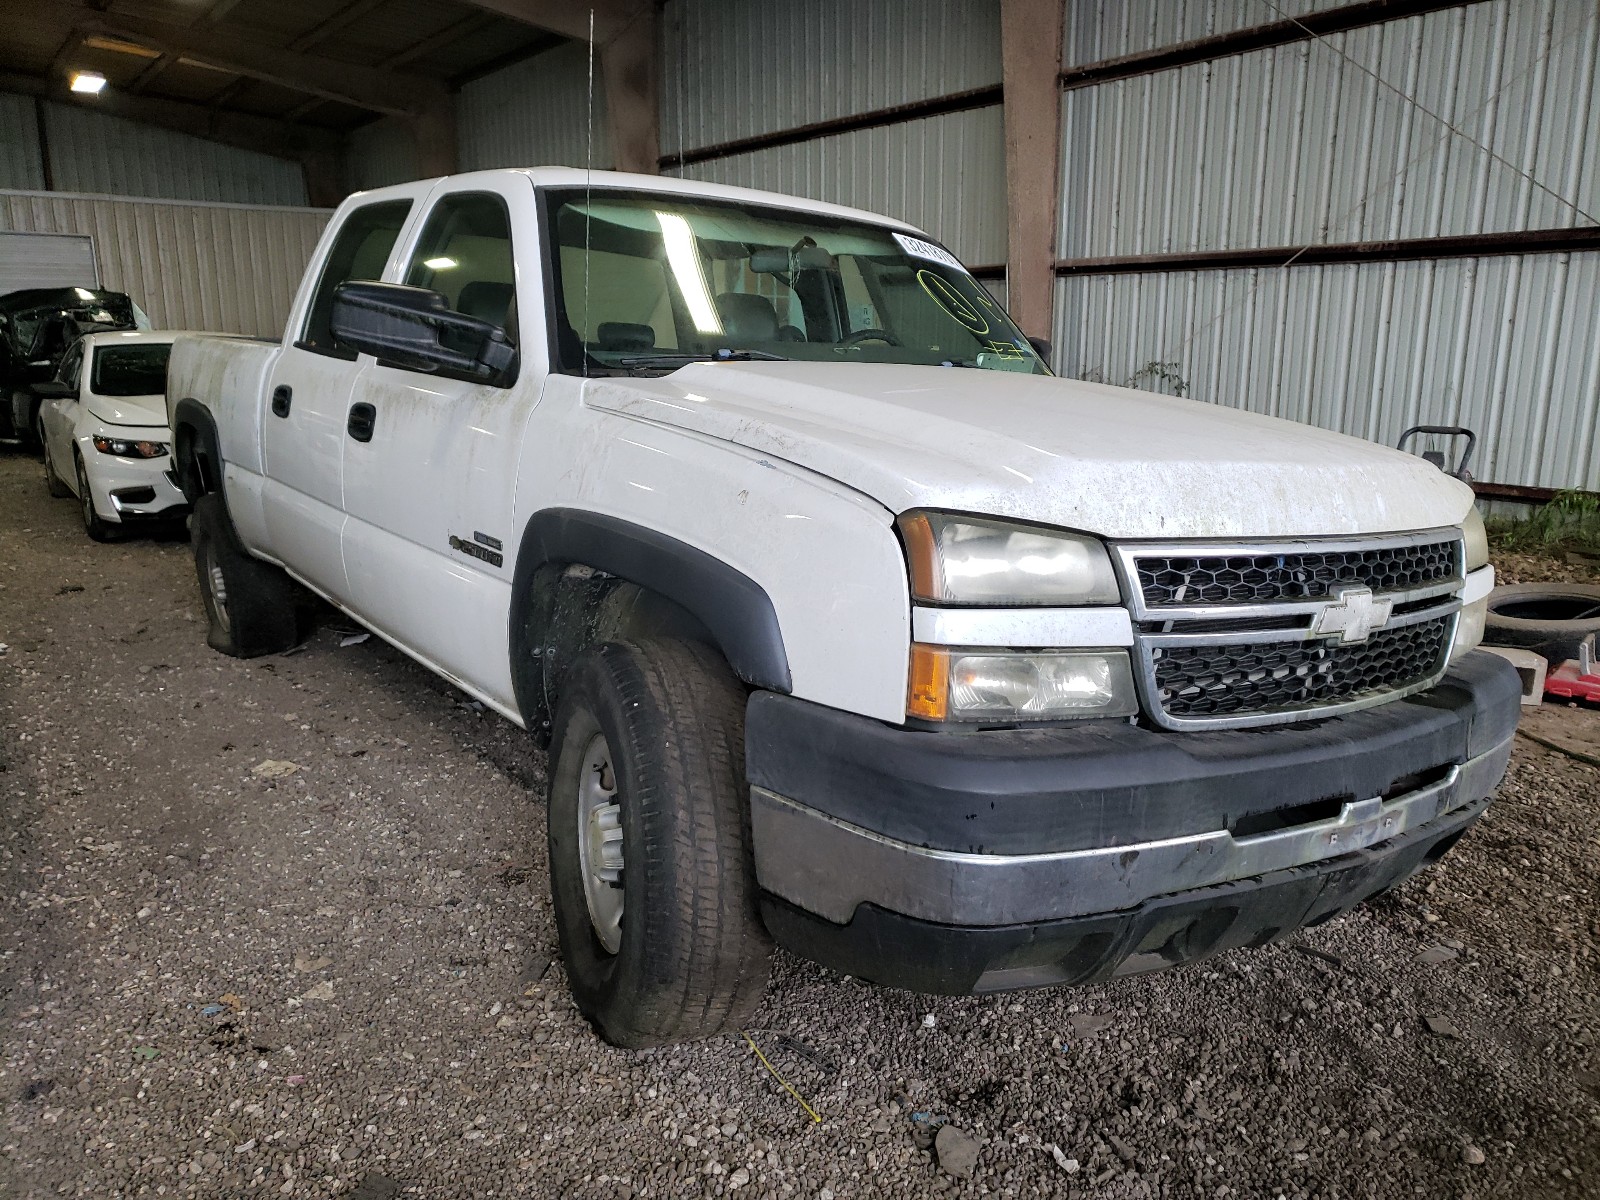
[576,732,624,954]
[76,459,94,527]
[204,542,230,634]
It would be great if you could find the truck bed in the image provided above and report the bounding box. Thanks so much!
[167,333,282,482]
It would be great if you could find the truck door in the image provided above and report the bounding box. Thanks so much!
[339,176,541,713]
[259,195,420,602]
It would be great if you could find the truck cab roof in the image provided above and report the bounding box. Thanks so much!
[345,166,930,239]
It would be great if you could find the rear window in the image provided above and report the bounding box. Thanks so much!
[91,343,171,397]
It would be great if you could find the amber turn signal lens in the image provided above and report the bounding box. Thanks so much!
[906,643,951,720]
[897,512,941,602]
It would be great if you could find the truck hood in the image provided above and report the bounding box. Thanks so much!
[88,393,168,429]
[582,362,1474,539]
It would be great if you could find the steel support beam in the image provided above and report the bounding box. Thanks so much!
[1055,226,1600,275]
[412,95,459,179]
[0,71,341,163]
[660,86,1002,170]
[458,0,657,173]
[1059,0,1480,91]
[1001,0,1065,341]
[601,4,659,174]
[80,15,446,118]
[455,0,629,44]
[300,148,347,208]
[382,13,495,70]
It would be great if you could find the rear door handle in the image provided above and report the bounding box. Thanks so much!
[270,385,292,417]
[347,401,376,442]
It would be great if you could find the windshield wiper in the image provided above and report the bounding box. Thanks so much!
[616,348,789,370]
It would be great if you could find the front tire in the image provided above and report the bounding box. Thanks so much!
[547,639,772,1048]
[190,493,305,657]
[44,440,71,498]
[74,452,115,542]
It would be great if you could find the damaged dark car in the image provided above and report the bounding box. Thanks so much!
[0,287,145,445]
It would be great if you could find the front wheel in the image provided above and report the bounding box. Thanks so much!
[43,439,71,498]
[547,639,772,1048]
[74,453,115,542]
[190,493,306,657]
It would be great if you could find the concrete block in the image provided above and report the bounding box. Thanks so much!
[1479,645,1548,706]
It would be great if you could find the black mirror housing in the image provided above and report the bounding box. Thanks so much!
[330,281,516,384]
[1027,336,1053,361]
[32,380,75,399]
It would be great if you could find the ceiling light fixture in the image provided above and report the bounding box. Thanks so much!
[69,71,108,95]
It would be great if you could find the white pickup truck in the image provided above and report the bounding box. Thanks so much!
[168,168,1519,1047]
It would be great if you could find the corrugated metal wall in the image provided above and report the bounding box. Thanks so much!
[0,94,46,191]
[1055,0,1600,490]
[1056,253,1600,491]
[662,0,1006,266]
[1059,1,1599,257]
[0,190,329,337]
[458,41,612,172]
[37,102,309,206]
[674,107,1008,265]
[1063,0,1346,67]
[660,0,1002,155]
[347,116,421,192]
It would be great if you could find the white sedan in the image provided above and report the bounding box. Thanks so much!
[39,330,190,540]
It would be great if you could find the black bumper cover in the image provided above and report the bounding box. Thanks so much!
[747,652,1520,855]
[761,794,1485,995]
[746,652,1521,994]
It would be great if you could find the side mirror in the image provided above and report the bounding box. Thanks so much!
[1027,336,1053,361]
[32,380,75,399]
[330,281,516,383]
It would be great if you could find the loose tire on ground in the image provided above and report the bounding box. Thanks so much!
[74,452,115,542]
[190,493,305,657]
[1483,583,1600,665]
[44,441,71,498]
[547,638,772,1048]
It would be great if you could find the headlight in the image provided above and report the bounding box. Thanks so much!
[93,436,167,459]
[908,645,1139,722]
[1462,505,1488,571]
[898,511,1120,606]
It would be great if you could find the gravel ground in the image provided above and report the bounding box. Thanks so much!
[3,448,1598,1200]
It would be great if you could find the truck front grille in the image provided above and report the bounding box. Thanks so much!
[1114,530,1465,730]
[1134,539,1460,607]
[1152,615,1455,721]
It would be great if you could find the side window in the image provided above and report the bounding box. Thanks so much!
[58,341,84,391]
[404,192,517,347]
[299,199,412,358]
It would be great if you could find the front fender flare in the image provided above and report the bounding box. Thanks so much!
[170,398,224,499]
[509,508,793,710]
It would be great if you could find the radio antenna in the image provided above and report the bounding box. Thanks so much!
[582,7,595,378]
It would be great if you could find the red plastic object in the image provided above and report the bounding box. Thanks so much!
[1544,661,1600,703]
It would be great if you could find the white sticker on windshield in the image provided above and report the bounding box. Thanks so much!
[893,232,964,271]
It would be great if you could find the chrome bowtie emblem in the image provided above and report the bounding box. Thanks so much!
[1312,586,1394,644]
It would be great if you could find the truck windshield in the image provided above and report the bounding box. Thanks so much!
[92,343,171,397]
[545,190,1046,376]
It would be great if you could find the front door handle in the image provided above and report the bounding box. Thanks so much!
[270,385,292,417]
[347,401,376,442]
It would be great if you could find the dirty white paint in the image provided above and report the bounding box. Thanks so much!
[583,360,1477,541]
[167,168,1481,731]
